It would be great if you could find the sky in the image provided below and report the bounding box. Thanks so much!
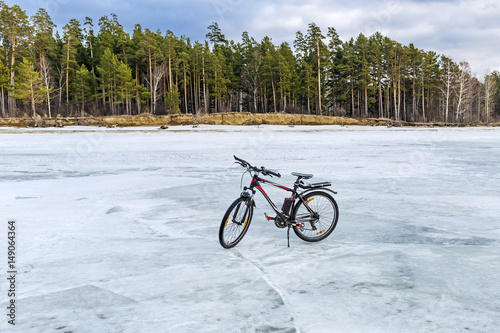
[6,0,500,76]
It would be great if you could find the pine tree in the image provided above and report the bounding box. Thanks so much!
[327,27,341,115]
[294,30,312,113]
[97,13,129,61]
[241,32,260,113]
[306,23,327,115]
[369,33,385,118]
[407,43,421,121]
[493,70,500,117]
[73,64,93,116]
[177,41,191,114]
[277,42,296,112]
[354,33,372,117]
[97,48,117,114]
[31,9,57,117]
[31,8,56,62]
[0,2,32,115]
[165,84,180,113]
[62,19,82,109]
[206,22,226,50]
[83,17,96,71]
[164,30,177,92]
[339,38,357,117]
[13,57,50,117]
[423,51,440,121]
[260,36,278,113]
[130,24,146,114]
[115,60,135,115]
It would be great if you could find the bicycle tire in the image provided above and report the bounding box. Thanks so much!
[219,197,253,248]
[291,191,338,242]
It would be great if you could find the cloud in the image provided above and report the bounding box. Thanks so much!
[4,0,499,75]
[219,0,500,75]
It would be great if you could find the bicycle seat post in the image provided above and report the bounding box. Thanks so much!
[293,176,302,190]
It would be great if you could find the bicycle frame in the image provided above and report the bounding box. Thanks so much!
[244,172,313,223]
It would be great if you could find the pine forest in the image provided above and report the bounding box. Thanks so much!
[0,2,499,123]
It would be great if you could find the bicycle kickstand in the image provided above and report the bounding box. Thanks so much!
[287,225,291,248]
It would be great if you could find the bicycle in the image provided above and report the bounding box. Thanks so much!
[219,156,339,248]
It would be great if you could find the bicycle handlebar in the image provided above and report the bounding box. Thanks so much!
[234,155,281,178]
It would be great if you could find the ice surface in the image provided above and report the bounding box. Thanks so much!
[1,125,499,332]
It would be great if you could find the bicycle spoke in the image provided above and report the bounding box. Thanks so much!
[292,192,338,241]
[219,199,253,248]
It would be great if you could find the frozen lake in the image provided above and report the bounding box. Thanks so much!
[1,125,499,332]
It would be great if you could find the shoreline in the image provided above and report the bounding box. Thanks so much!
[1,124,499,135]
[1,113,498,129]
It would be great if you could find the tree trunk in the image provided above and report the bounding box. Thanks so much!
[412,66,416,121]
[317,38,322,116]
[397,70,401,120]
[357,89,360,117]
[364,84,368,117]
[350,75,354,117]
[271,79,277,113]
[1,87,6,117]
[385,83,390,118]
[183,62,188,114]
[8,41,16,115]
[66,35,71,110]
[148,48,153,106]
[40,54,52,118]
[101,79,106,113]
[81,86,85,117]
[378,77,383,118]
[191,71,196,114]
[214,77,218,113]
[331,43,336,114]
[135,63,141,114]
[202,53,208,113]
[253,87,258,113]
[58,74,63,110]
[30,79,36,117]
[393,78,397,120]
[421,58,425,121]
[168,54,173,91]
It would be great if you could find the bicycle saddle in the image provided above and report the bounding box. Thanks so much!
[291,172,313,179]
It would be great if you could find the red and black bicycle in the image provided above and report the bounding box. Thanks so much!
[219,156,339,248]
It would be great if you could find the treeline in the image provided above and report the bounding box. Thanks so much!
[1,2,499,123]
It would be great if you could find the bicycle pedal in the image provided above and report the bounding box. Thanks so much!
[264,213,275,221]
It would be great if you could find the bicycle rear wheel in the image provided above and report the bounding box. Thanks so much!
[219,197,253,248]
[292,191,338,242]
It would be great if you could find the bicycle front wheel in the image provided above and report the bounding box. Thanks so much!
[219,197,253,248]
[292,191,338,242]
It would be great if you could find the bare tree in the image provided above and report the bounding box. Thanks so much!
[147,64,166,114]
[484,74,497,123]
[455,61,472,122]
[440,57,456,122]
[39,54,54,117]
